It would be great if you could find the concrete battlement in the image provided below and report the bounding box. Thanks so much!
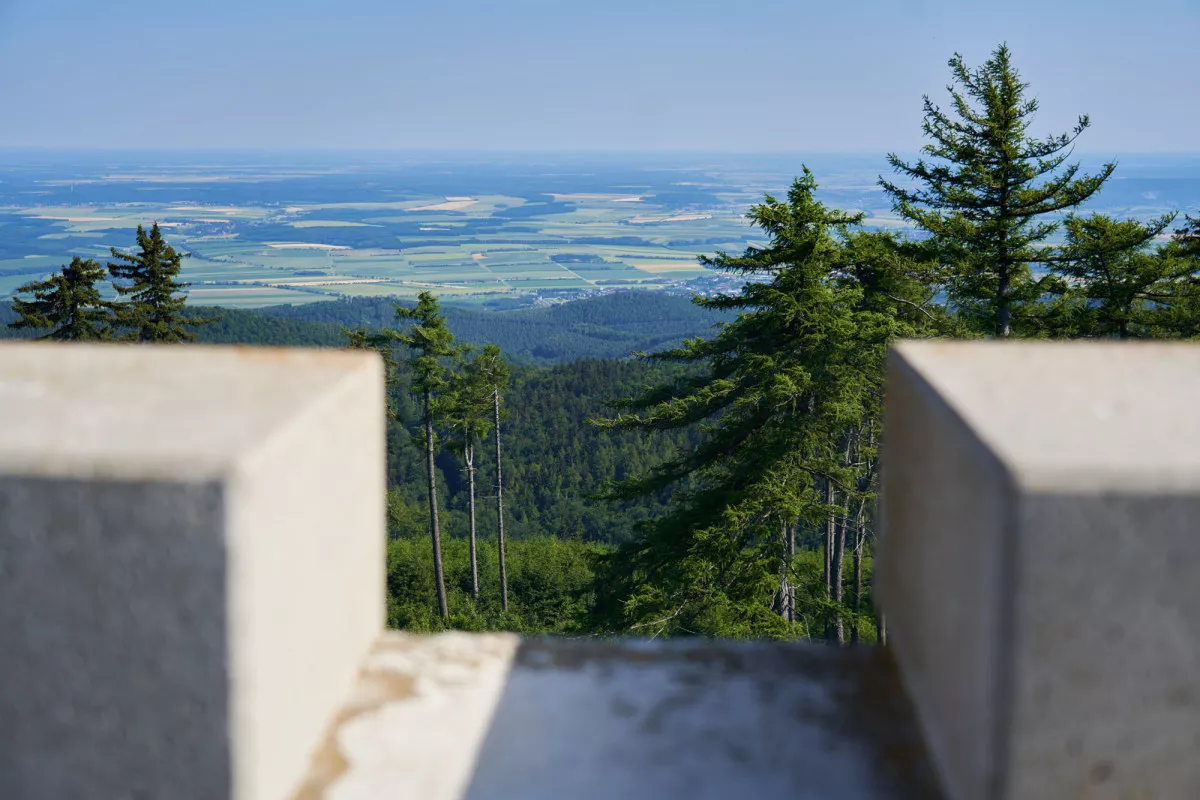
[0,344,385,800]
[1,340,1198,799]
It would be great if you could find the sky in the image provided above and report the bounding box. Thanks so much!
[0,0,1197,153]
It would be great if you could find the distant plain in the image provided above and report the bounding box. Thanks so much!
[1,151,1197,308]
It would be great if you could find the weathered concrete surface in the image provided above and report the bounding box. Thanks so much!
[0,343,385,800]
[294,632,942,800]
[879,341,1200,800]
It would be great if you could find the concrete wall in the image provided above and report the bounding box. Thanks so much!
[0,344,385,800]
[6,338,1197,800]
[879,341,1200,800]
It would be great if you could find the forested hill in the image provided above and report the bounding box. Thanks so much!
[0,303,347,347]
[0,290,732,362]
[259,291,732,362]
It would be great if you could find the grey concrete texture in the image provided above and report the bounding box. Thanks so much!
[292,632,944,800]
[0,343,386,800]
[879,341,1200,800]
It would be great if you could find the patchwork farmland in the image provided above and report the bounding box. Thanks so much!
[2,152,1186,308]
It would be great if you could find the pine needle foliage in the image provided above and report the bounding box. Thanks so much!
[880,44,1115,337]
[10,256,113,340]
[108,222,214,342]
[591,170,939,638]
[1046,213,1200,339]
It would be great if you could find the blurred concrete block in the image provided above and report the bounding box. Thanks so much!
[0,343,385,800]
[879,341,1200,800]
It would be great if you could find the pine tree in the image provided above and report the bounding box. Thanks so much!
[1175,216,1200,260]
[1048,213,1198,339]
[476,344,512,611]
[881,44,1115,337]
[109,223,213,342]
[391,292,462,621]
[593,171,936,639]
[445,348,498,601]
[10,257,112,340]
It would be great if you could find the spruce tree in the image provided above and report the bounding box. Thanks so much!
[391,292,462,621]
[1176,216,1200,260]
[881,44,1115,337]
[10,257,112,340]
[477,344,511,611]
[445,348,497,601]
[593,171,936,638]
[1049,213,1198,339]
[109,223,212,342]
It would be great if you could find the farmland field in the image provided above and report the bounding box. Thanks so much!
[1,151,1197,308]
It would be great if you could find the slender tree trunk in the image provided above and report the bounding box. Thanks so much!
[824,483,834,598]
[777,518,790,622]
[425,391,448,620]
[493,389,508,612]
[466,438,479,601]
[834,512,847,645]
[786,521,796,624]
[824,481,835,640]
[997,184,1012,338]
[852,502,865,645]
[877,613,887,647]
[997,263,1011,337]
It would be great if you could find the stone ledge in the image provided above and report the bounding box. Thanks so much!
[294,632,942,800]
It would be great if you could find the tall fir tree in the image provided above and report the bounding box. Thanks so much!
[445,347,498,601]
[391,292,463,621]
[881,44,1115,337]
[109,223,213,342]
[1176,216,1200,260]
[593,171,937,639]
[1047,213,1199,339]
[10,257,112,340]
[477,344,512,611]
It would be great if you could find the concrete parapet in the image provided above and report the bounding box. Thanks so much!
[879,341,1200,800]
[0,343,385,800]
[293,632,942,800]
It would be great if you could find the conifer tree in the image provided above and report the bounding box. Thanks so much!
[391,292,462,621]
[1048,213,1198,338]
[593,171,937,638]
[445,348,497,601]
[10,257,112,340]
[109,223,213,342]
[881,44,1115,337]
[476,344,512,611]
[1176,216,1200,260]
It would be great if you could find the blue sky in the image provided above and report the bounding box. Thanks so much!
[0,0,1196,152]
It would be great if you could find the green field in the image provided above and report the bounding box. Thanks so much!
[0,186,773,305]
[8,153,1182,308]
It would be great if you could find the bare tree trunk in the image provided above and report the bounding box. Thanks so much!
[493,389,508,612]
[425,391,448,620]
[834,512,847,645]
[877,613,887,647]
[824,484,834,597]
[466,438,478,601]
[825,481,835,640]
[777,518,791,622]
[786,521,796,623]
[851,502,865,645]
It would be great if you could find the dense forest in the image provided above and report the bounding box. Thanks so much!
[7,45,1200,643]
[260,291,733,363]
